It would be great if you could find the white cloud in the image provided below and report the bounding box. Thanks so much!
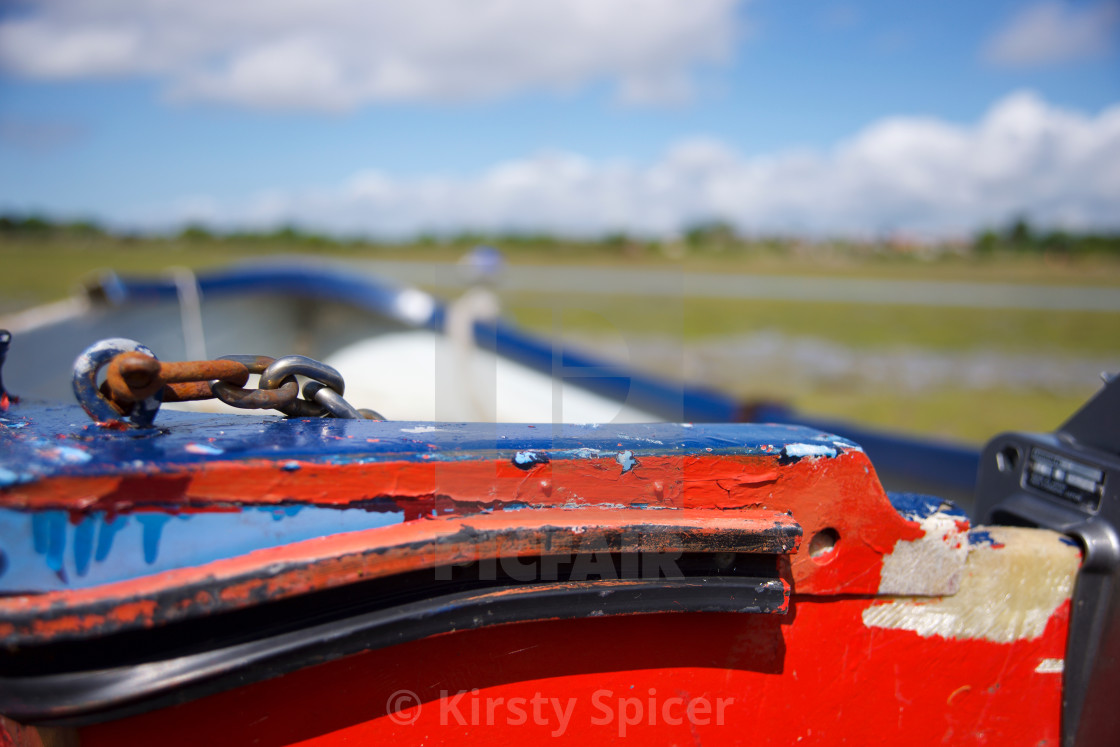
[984,1,1120,66]
[159,91,1120,238]
[0,0,741,110]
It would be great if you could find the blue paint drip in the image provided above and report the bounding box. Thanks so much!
[73,518,95,577]
[137,514,171,565]
[270,505,304,521]
[95,515,129,562]
[45,512,67,577]
[31,512,49,555]
[3,504,410,593]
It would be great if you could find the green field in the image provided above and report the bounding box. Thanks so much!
[4,232,1120,312]
[500,292,1116,443]
[2,233,1117,443]
[503,292,1119,355]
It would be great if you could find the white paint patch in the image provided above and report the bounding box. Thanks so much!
[1035,658,1064,673]
[185,442,224,455]
[878,508,969,596]
[38,445,92,464]
[782,443,837,459]
[512,450,547,467]
[400,425,443,433]
[864,526,1080,644]
[615,450,638,472]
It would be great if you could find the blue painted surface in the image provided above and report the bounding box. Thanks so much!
[887,492,969,522]
[0,402,858,482]
[0,401,863,593]
[0,503,405,593]
[968,529,1004,547]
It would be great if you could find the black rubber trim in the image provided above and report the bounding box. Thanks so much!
[0,575,786,726]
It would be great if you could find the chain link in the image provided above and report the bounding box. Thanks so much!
[260,355,343,418]
[210,355,300,410]
[72,338,382,427]
[303,380,364,419]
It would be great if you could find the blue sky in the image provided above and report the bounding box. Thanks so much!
[0,0,1117,238]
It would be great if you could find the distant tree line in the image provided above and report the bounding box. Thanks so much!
[974,217,1120,256]
[1,213,1118,256]
[0,214,107,238]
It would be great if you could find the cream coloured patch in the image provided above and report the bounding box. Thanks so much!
[1035,658,1064,673]
[863,526,1079,643]
[878,508,969,596]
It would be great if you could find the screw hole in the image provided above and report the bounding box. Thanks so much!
[809,528,840,562]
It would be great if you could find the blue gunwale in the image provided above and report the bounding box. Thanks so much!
[0,402,858,481]
[1,401,852,594]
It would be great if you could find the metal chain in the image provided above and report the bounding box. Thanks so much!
[210,355,300,411]
[72,338,384,427]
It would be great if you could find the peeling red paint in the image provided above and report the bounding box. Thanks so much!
[0,449,918,603]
